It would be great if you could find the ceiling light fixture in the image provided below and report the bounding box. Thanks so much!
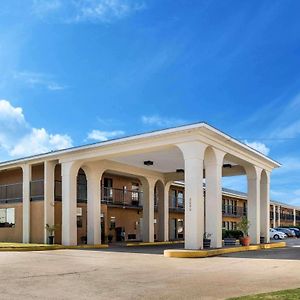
[144,160,154,166]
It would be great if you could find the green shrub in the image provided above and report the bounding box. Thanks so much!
[222,230,243,239]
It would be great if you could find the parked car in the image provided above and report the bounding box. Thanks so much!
[289,228,300,238]
[275,227,296,237]
[269,228,286,240]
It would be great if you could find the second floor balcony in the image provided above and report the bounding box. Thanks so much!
[222,205,247,217]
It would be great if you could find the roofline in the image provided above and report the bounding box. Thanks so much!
[0,121,281,168]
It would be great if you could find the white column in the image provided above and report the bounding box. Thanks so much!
[158,181,170,242]
[277,206,281,227]
[273,205,276,228]
[86,169,102,245]
[293,209,296,226]
[247,166,261,245]
[141,177,156,242]
[22,164,32,243]
[163,182,171,241]
[177,141,206,250]
[44,161,56,244]
[260,170,270,243]
[205,148,225,248]
[61,161,78,246]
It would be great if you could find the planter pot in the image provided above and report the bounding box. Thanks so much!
[48,235,54,245]
[240,236,250,246]
[260,236,265,244]
[224,238,236,246]
[203,239,211,249]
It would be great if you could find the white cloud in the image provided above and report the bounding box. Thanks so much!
[0,100,72,160]
[31,0,145,23]
[141,115,187,128]
[13,71,67,91]
[244,140,270,156]
[10,128,72,157]
[87,129,125,141]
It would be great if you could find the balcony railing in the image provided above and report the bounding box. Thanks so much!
[101,186,142,207]
[0,182,22,203]
[169,197,184,211]
[222,205,247,217]
[280,213,295,221]
[30,180,44,201]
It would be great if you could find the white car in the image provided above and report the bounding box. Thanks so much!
[270,228,286,240]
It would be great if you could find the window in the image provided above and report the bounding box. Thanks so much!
[110,216,116,229]
[177,191,184,208]
[131,183,139,202]
[170,189,177,207]
[0,208,15,227]
[103,178,113,200]
[77,207,83,228]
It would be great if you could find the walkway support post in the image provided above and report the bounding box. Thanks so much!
[141,177,156,242]
[22,164,32,243]
[86,167,103,245]
[260,170,270,243]
[44,160,56,244]
[61,161,78,246]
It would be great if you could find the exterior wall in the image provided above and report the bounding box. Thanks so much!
[30,201,44,243]
[0,168,22,184]
[0,203,22,242]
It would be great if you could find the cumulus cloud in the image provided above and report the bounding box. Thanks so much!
[141,115,187,128]
[244,140,270,156]
[0,100,72,160]
[87,129,125,141]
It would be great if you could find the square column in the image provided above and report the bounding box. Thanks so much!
[260,171,270,243]
[22,164,32,243]
[141,177,156,242]
[87,170,102,245]
[205,148,225,248]
[158,181,169,242]
[61,162,78,246]
[247,166,261,245]
[273,205,276,228]
[277,206,281,227]
[177,141,206,250]
[293,209,296,226]
[44,161,56,244]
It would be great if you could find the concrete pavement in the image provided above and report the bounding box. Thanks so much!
[0,239,299,299]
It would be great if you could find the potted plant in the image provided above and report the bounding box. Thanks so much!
[203,232,212,248]
[237,217,251,246]
[45,224,57,245]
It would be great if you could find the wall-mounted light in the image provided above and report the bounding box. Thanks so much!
[144,160,154,166]
[223,164,232,168]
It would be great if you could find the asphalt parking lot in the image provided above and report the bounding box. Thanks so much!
[0,239,299,300]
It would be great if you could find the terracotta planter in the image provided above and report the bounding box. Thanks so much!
[240,236,250,246]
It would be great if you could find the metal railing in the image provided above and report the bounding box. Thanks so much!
[169,196,184,210]
[30,180,44,201]
[101,186,142,207]
[222,205,247,217]
[0,182,22,203]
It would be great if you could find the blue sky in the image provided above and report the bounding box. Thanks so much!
[0,0,300,205]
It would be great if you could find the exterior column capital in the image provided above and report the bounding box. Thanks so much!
[176,141,207,160]
[245,165,262,180]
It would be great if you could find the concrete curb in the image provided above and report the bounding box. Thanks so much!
[164,242,286,258]
[0,244,109,252]
[126,241,184,247]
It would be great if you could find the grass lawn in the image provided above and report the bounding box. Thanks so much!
[229,288,300,299]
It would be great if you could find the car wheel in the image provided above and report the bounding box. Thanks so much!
[274,234,279,240]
